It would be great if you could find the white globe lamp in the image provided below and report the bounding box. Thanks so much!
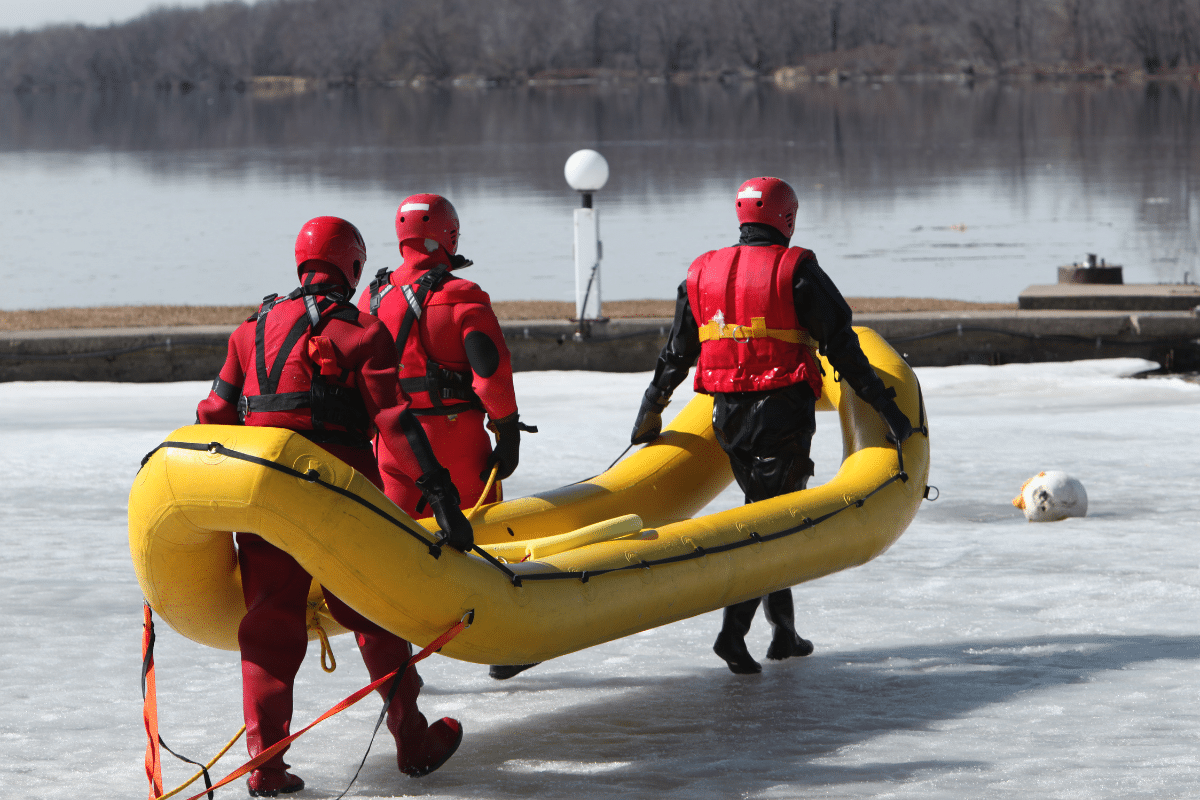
[564,149,608,330]
[564,149,609,205]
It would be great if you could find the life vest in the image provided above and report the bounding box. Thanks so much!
[230,284,373,444]
[686,244,823,396]
[366,266,492,416]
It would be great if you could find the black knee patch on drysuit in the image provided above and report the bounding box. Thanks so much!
[464,331,501,378]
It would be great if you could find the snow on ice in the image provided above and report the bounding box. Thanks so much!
[0,359,1197,798]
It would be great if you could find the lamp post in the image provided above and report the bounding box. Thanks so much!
[564,149,609,337]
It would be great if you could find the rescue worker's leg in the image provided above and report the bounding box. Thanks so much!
[763,589,815,660]
[713,597,764,674]
[322,592,463,777]
[236,533,309,796]
[419,410,496,508]
[711,384,817,671]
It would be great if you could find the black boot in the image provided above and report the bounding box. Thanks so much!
[713,598,762,674]
[488,663,540,680]
[763,589,814,660]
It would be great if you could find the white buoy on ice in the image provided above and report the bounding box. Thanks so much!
[1012,471,1088,522]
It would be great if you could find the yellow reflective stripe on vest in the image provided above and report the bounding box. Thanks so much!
[697,316,817,348]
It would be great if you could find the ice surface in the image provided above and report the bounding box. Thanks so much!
[1,360,1198,798]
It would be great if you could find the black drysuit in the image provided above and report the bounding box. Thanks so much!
[644,223,899,663]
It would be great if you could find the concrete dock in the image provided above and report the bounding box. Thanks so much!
[4,307,1199,382]
[1018,283,1200,311]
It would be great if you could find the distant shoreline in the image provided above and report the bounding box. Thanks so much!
[0,299,1019,332]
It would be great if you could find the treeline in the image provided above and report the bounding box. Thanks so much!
[2,0,1199,92]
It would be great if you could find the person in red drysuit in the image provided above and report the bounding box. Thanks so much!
[360,194,535,682]
[196,216,473,796]
[630,177,916,675]
[360,193,525,518]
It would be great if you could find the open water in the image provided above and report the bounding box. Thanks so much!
[1,80,1197,309]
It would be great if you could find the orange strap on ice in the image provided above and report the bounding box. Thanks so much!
[179,614,471,800]
[142,603,165,800]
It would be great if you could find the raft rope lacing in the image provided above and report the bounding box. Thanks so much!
[138,382,932,589]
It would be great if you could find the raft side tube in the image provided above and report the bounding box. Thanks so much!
[128,327,928,664]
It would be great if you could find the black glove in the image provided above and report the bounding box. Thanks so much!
[631,385,671,444]
[877,399,914,445]
[482,413,521,481]
[415,467,474,552]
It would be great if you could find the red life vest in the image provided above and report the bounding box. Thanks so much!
[685,244,823,396]
[366,266,493,414]
[236,286,372,442]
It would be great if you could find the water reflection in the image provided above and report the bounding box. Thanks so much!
[1,81,1196,309]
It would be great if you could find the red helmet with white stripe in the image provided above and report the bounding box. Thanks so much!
[735,177,797,238]
[294,216,367,289]
[395,193,460,256]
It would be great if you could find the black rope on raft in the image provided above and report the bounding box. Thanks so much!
[139,440,442,555]
[140,377,932,589]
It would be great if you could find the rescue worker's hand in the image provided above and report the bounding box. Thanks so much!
[416,467,474,552]
[877,400,914,445]
[483,413,522,481]
[631,385,671,444]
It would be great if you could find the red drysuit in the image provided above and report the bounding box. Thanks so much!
[197,264,460,780]
[360,244,518,514]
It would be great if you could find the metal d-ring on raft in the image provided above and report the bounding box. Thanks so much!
[129,327,930,667]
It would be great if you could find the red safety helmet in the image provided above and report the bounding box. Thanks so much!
[294,216,368,289]
[734,177,798,238]
[395,193,460,256]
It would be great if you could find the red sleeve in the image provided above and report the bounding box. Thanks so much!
[456,303,518,420]
[196,323,251,425]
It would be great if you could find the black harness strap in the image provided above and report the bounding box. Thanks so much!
[211,377,239,404]
[409,405,478,417]
[367,267,393,317]
[384,265,484,412]
[392,265,450,360]
[242,288,370,439]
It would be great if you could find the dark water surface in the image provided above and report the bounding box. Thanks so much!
[1,80,1196,309]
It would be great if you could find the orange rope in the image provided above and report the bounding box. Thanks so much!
[142,604,164,799]
[179,613,472,800]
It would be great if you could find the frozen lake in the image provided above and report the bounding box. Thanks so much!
[2,82,1198,310]
[1,358,1198,798]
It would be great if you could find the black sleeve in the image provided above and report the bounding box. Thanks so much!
[793,254,890,405]
[649,279,701,396]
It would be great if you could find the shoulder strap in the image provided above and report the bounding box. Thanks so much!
[367,267,393,316]
[254,293,336,395]
[392,265,452,357]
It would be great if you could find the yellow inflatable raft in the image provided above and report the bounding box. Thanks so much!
[129,328,929,665]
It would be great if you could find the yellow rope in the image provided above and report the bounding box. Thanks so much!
[156,724,246,800]
[156,598,338,798]
[467,464,500,522]
[307,598,337,673]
